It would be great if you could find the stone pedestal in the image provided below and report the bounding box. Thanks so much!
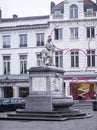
[26,94,53,112]
[25,66,64,112]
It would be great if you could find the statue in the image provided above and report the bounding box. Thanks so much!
[41,35,55,66]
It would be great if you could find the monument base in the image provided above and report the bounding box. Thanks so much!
[25,94,53,112]
[0,96,92,121]
[0,66,92,121]
[0,106,92,121]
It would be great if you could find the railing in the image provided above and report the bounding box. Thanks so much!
[52,14,63,19]
[84,11,96,17]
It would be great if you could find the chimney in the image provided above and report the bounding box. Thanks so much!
[13,14,18,19]
[50,2,55,14]
[0,8,2,20]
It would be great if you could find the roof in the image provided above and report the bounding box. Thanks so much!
[51,1,64,14]
[54,1,64,8]
[84,0,96,6]
[51,0,97,13]
[1,15,49,23]
[1,0,97,23]
[53,0,96,8]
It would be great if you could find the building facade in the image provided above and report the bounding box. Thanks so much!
[0,0,97,100]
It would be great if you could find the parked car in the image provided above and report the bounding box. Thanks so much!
[0,98,25,112]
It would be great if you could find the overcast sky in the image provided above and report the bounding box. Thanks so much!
[0,0,96,18]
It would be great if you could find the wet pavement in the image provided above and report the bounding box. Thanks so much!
[0,103,97,130]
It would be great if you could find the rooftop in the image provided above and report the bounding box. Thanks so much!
[0,0,97,23]
[1,15,49,23]
[84,0,96,5]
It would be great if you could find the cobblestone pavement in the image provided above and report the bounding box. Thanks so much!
[0,106,97,130]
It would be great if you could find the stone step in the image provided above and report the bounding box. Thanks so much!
[7,111,86,118]
[0,116,68,121]
[0,112,92,121]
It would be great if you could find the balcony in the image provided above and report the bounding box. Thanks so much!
[52,14,63,19]
[84,11,96,17]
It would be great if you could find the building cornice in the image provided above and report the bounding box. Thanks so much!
[0,23,49,32]
[0,74,29,82]
[49,18,97,24]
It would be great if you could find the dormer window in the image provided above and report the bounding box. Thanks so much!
[85,8,96,17]
[70,4,78,18]
[53,11,63,19]
[86,9,93,16]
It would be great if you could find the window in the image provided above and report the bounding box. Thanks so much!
[3,35,10,48]
[70,28,78,39]
[3,56,10,75]
[54,28,62,40]
[85,9,96,17]
[86,27,95,38]
[87,50,95,67]
[86,9,93,16]
[36,33,44,46]
[55,51,63,67]
[19,34,27,47]
[70,4,78,18]
[36,53,42,66]
[20,55,27,74]
[71,51,79,67]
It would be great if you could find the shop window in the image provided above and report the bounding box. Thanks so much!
[70,83,96,100]
[4,87,13,98]
[19,88,29,97]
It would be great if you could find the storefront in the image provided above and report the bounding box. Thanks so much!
[0,75,29,98]
[19,87,29,97]
[3,87,13,98]
[70,82,96,100]
[64,72,97,100]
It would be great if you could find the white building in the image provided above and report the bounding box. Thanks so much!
[0,0,97,100]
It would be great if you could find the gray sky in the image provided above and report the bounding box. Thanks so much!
[0,0,96,18]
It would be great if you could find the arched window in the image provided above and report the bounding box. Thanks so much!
[70,4,78,18]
